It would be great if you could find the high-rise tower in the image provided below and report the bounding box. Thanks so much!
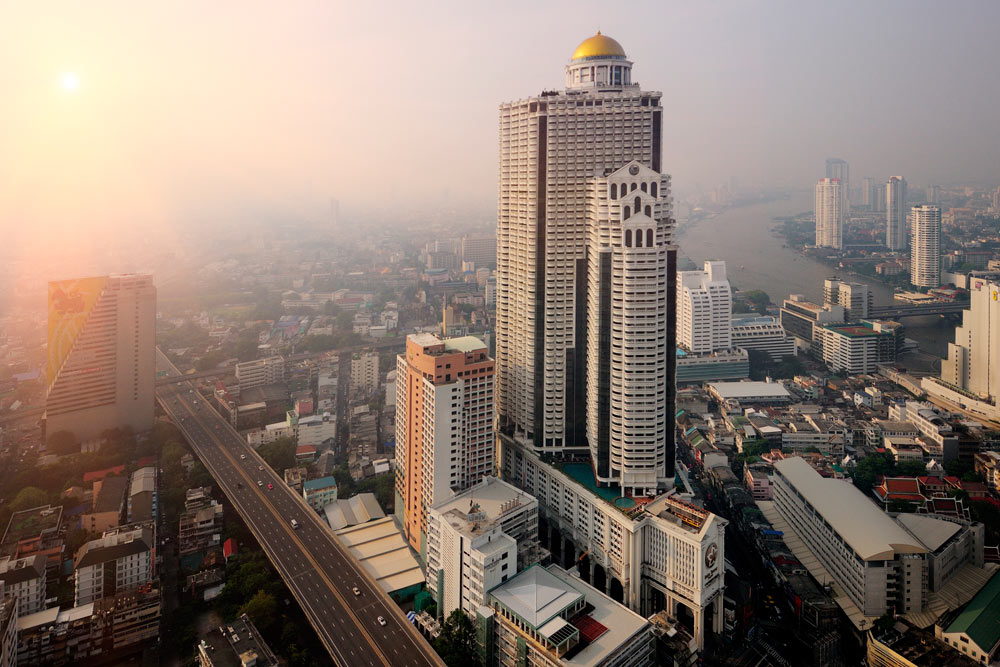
[677,261,732,354]
[886,176,908,251]
[825,158,850,216]
[814,178,843,249]
[45,274,156,442]
[496,32,672,461]
[910,205,941,287]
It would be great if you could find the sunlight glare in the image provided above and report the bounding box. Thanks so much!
[60,71,80,93]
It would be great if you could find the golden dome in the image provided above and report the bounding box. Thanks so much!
[572,31,626,60]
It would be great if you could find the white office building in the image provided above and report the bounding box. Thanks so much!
[910,205,941,287]
[677,260,731,354]
[425,477,538,619]
[815,178,843,249]
[496,31,673,459]
[826,158,850,215]
[823,278,872,320]
[886,176,908,251]
[937,278,1000,409]
[586,162,675,494]
[235,356,284,391]
[351,351,379,396]
[730,316,796,362]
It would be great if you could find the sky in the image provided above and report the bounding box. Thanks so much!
[2,1,999,265]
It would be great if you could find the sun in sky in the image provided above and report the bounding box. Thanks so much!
[59,71,80,93]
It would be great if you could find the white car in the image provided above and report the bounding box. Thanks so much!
[352,587,361,596]
[257,480,263,487]
[240,454,246,460]
[258,465,264,471]
[377,616,386,627]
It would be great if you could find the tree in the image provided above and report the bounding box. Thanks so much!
[895,459,927,478]
[434,609,480,667]
[9,486,49,512]
[945,459,973,478]
[852,452,894,494]
[257,437,296,475]
[241,590,278,636]
[46,430,79,456]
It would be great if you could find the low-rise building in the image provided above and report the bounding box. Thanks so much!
[744,468,772,500]
[81,475,129,534]
[675,348,749,385]
[0,555,46,615]
[235,356,285,392]
[814,320,902,374]
[302,476,338,512]
[730,315,797,362]
[283,467,307,493]
[74,526,153,606]
[937,572,1000,664]
[426,477,539,619]
[197,614,279,667]
[179,498,224,557]
[482,564,656,667]
[128,466,157,524]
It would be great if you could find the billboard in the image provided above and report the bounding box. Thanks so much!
[47,276,107,388]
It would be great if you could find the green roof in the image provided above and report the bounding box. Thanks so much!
[303,476,337,491]
[946,572,1000,651]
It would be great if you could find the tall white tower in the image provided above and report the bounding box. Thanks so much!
[677,261,733,354]
[825,158,850,215]
[586,162,675,494]
[814,178,843,249]
[496,31,674,482]
[910,205,941,287]
[886,176,908,251]
[942,278,1000,403]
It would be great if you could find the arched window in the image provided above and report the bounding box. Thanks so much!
[634,196,641,211]
[644,205,651,216]
[635,230,643,247]
[640,182,647,193]
[623,206,630,220]
[630,182,637,192]
[625,229,632,247]
[647,229,654,247]
[610,183,617,199]
[651,182,657,198]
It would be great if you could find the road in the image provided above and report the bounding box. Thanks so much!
[155,349,441,667]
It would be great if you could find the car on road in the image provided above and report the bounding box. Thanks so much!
[267,483,273,490]
[352,587,361,596]
[258,465,264,471]
[240,454,246,460]
[291,519,299,529]
[377,616,386,626]
[257,480,263,487]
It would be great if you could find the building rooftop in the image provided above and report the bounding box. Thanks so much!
[709,381,792,401]
[431,476,536,536]
[946,572,1000,653]
[303,476,337,492]
[92,475,129,514]
[773,457,926,560]
[491,564,584,630]
[323,493,385,531]
[895,513,962,552]
[333,517,423,594]
[0,554,46,585]
[199,615,279,667]
[443,336,488,353]
[76,528,152,569]
[1,505,63,555]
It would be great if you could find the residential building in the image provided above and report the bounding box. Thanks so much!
[910,205,942,288]
[302,476,338,512]
[197,614,279,667]
[482,564,656,667]
[814,320,902,374]
[886,176,908,251]
[779,295,845,346]
[744,468,772,501]
[730,316,796,362]
[826,158,850,215]
[235,356,285,392]
[461,236,498,269]
[178,492,223,556]
[823,278,872,320]
[674,348,749,385]
[74,526,153,606]
[861,176,875,209]
[815,178,843,249]
[426,476,539,619]
[81,475,129,534]
[932,278,1000,418]
[0,591,15,667]
[587,162,677,494]
[677,260,731,354]
[976,452,1000,494]
[127,466,157,524]
[45,273,156,442]
[0,504,65,582]
[0,555,46,615]
[395,334,494,553]
[496,31,671,460]
[351,351,379,396]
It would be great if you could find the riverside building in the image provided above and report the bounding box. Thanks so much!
[910,205,942,288]
[886,176,908,251]
[815,178,843,249]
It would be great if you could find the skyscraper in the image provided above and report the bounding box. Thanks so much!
[861,176,875,209]
[814,178,843,249]
[496,31,672,470]
[45,274,156,442]
[394,334,494,553]
[586,161,676,494]
[823,278,872,321]
[910,205,941,288]
[940,278,1000,404]
[886,176,908,251]
[825,158,850,215]
[677,261,732,354]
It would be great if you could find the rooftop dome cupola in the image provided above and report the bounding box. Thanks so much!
[566,31,633,91]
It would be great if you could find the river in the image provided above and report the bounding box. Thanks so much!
[676,192,954,359]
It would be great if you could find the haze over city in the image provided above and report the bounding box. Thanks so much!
[4,4,1000,666]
